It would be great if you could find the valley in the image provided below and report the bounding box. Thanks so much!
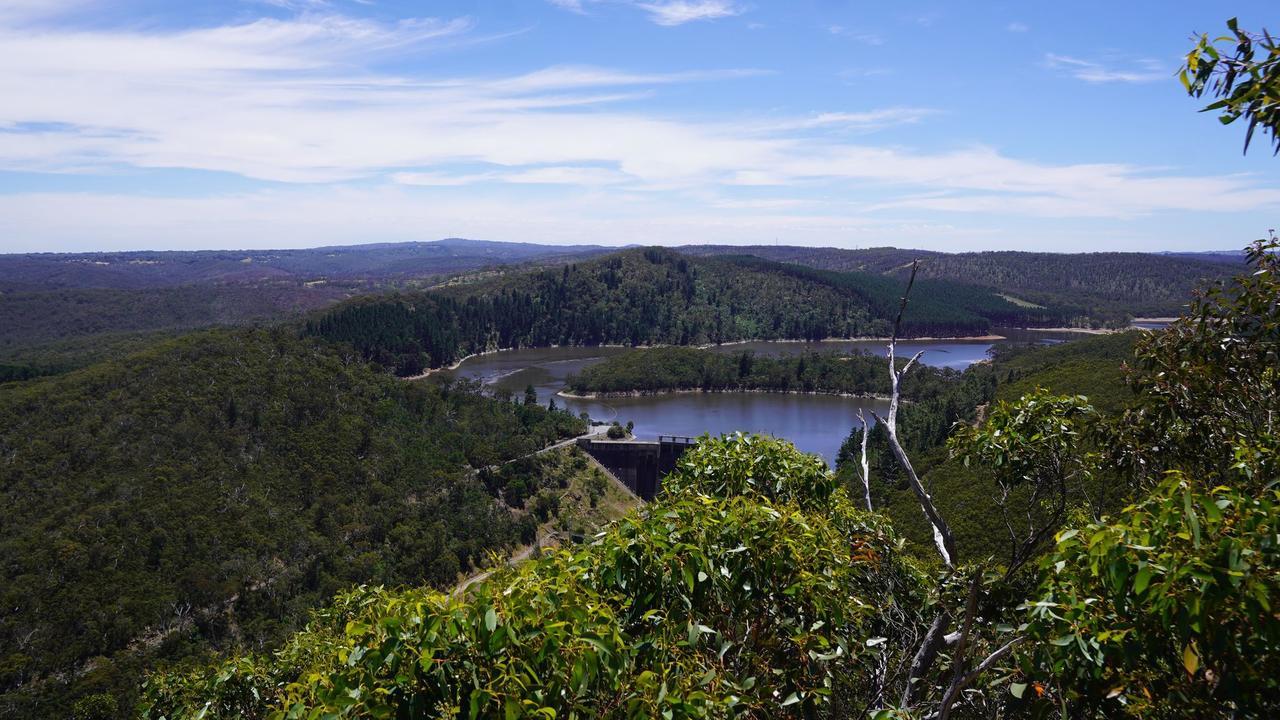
[0,240,1259,718]
[4,5,1278,717]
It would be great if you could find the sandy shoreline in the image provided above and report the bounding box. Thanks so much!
[558,387,892,401]
[1015,326,1116,335]
[698,334,1006,348]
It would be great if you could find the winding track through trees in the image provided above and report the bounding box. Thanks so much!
[452,426,638,597]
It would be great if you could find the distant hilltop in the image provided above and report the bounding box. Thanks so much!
[0,238,620,290]
[0,238,1246,291]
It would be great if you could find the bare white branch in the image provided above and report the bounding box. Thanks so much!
[875,260,958,567]
[857,408,872,511]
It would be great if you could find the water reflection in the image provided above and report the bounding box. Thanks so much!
[439,332,1090,463]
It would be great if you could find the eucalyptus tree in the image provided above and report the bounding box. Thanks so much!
[1182,18,1280,154]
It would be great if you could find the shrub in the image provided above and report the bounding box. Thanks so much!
[1022,477,1280,717]
[663,432,836,510]
[142,434,927,719]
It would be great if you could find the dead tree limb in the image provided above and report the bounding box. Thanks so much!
[857,408,872,511]
[928,636,1026,720]
[901,610,949,707]
[874,260,958,568]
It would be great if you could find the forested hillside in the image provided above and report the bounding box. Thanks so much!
[0,329,589,718]
[308,248,1051,376]
[683,244,1237,321]
[0,240,619,379]
[144,435,930,719]
[2,241,1216,378]
[0,282,355,361]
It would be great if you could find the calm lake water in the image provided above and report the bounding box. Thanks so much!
[441,331,1088,464]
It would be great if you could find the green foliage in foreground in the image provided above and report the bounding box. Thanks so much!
[1012,235,1280,717]
[1023,477,1280,717]
[0,329,586,718]
[142,434,929,719]
[1183,18,1280,155]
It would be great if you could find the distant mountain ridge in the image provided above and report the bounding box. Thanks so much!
[680,244,1240,318]
[0,238,618,290]
[0,239,620,370]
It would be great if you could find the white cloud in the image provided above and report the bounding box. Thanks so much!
[828,25,883,45]
[0,7,1276,253]
[391,166,634,186]
[545,0,585,13]
[753,108,935,133]
[549,0,742,26]
[1045,53,1166,83]
[0,0,89,25]
[1006,21,1028,33]
[489,65,764,92]
[634,1,742,25]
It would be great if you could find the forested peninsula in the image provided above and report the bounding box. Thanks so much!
[562,346,956,399]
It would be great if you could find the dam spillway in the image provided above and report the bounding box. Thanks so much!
[576,435,697,500]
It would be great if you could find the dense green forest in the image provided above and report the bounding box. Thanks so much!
[0,329,186,382]
[1,242,1223,383]
[0,240,620,378]
[144,233,1280,718]
[0,282,355,370]
[683,245,1237,322]
[144,434,930,719]
[0,329,593,718]
[307,248,1054,376]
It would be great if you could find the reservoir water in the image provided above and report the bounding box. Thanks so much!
[441,330,1091,464]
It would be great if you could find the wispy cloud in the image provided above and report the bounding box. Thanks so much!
[0,0,95,28]
[253,0,333,10]
[828,25,883,45]
[392,166,634,186]
[1045,53,1166,83]
[545,0,586,13]
[1006,21,1028,33]
[750,108,936,133]
[634,1,742,25]
[547,0,743,26]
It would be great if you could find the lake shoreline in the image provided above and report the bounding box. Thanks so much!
[399,332,1012,380]
[699,334,1007,348]
[558,387,893,401]
[1015,326,1116,335]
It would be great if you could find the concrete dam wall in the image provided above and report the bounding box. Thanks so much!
[576,435,697,500]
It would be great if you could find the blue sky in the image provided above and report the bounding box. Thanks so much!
[0,0,1275,253]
